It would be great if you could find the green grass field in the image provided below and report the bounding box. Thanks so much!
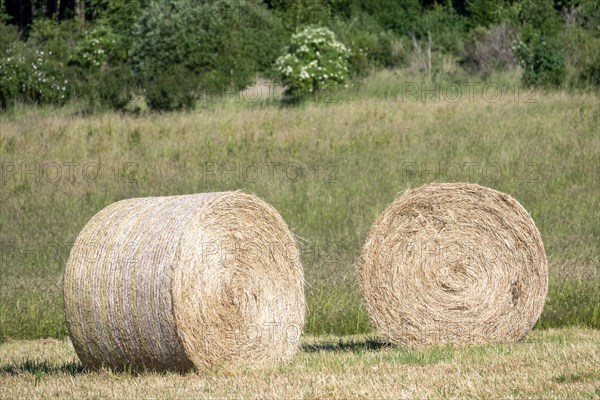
[0,71,599,398]
[1,78,598,341]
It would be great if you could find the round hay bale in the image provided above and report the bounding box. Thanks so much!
[359,183,547,345]
[64,192,304,372]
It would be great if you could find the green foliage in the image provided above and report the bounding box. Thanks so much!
[269,0,332,32]
[132,0,284,111]
[275,26,351,103]
[0,0,598,108]
[514,36,565,87]
[577,51,600,88]
[359,0,421,35]
[518,0,563,36]
[462,23,517,76]
[83,65,137,111]
[0,1,9,23]
[0,42,71,109]
[58,0,143,65]
[574,0,600,35]
[467,0,499,27]
[331,14,404,76]
[559,0,600,88]
[26,20,82,98]
[466,0,520,28]
[562,22,600,88]
[421,3,467,56]
[95,0,143,63]
[144,65,196,112]
[70,25,118,70]
[0,21,18,54]
[514,0,566,87]
[28,19,81,62]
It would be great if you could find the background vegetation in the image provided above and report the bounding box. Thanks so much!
[1,0,599,112]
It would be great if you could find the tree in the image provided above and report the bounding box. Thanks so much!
[131,0,285,110]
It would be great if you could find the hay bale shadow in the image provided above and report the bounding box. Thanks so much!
[0,359,86,376]
[302,337,392,353]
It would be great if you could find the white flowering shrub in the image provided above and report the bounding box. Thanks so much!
[275,26,351,101]
[0,43,70,108]
[71,26,118,70]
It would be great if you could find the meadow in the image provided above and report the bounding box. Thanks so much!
[0,71,599,397]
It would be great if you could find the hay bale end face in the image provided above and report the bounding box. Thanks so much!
[359,183,548,345]
[64,192,304,372]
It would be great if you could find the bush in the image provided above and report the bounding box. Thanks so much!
[574,0,600,35]
[421,3,467,56]
[466,0,521,28]
[330,13,404,76]
[82,64,137,111]
[514,0,566,87]
[577,51,600,88]
[70,25,119,70]
[0,41,71,109]
[359,0,421,36]
[94,0,143,63]
[275,26,351,103]
[132,0,285,110]
[269,0,332,33]
[28,18,81,63]
[562,25,600,88]
[561,2,600,88]
[462,22,517,76]
[0,22,18,54]
[514,37,565,87]
[143,65,196,112]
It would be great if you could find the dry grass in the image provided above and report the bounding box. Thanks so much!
[360,183,548,345]
[0,327,598,399]
[64,192,304,372]
[1,90,598,340]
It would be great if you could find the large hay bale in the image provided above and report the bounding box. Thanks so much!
[64,192,304,372]
[359,183,547,345]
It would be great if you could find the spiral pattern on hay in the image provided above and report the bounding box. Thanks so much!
[359,183,547,345]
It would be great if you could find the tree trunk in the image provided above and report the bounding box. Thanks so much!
[47,0,59,19]
[75,0,84,28]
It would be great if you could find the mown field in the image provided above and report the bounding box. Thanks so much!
[0,328,598,399]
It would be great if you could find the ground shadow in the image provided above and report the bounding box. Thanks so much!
[301,338,457,366]
[0,360,86,376]
[302,337,392,353]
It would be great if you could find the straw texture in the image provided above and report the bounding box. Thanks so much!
[359,183,548,345]
[64,192,304,372]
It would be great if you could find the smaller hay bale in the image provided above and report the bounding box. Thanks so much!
[64,191,304,372]
[359,183,548,345]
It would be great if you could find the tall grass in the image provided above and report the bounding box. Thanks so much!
[0,74,598,340]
